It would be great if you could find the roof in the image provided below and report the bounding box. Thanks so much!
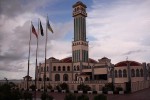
[23,75,32,78]
[115,61,142,67]
[73,1,87,8]
[60,57,98,63]
[60,57,72,63]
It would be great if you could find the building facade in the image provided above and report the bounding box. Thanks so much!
[20,1,150,92]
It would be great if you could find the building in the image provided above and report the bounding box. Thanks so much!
[20,1,150,93]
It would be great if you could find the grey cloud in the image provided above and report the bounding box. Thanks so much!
[123,50,146,55]
[0,0,51,18]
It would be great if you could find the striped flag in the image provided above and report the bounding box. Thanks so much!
[32,24,38,38]
[47,17,53,33]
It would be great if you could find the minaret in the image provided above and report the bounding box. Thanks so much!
[72,1,88,63]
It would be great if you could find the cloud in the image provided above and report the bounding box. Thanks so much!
[0,0,73,79]
[123,50,146,55]
[87,0,150,63]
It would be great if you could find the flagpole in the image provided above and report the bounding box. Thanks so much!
[34,19,39,100]
[44,16,48,92]
[27,21,32,91]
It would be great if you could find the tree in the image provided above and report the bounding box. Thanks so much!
[30,84,36,91]
[64,93,76,100]
[94,94,107,100]
[41,92,54,100]
[77,94,89,100]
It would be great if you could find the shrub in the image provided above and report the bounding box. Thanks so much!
[77,84,91,91]
[116,87,123,92]
[60,83,69,90]
[102,83,114,93]
[77,94,89,100]
[30,84,36,91]
[64,93,76,100]
[94,94,107,100]
[23,91,33,100]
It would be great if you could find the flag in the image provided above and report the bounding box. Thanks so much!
[32,24,38,38]
[47,18,53,33]
[40,21,44,36]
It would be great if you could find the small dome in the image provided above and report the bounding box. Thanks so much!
[115,61,142,67]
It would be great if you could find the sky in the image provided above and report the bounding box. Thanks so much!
[0,0,150,80]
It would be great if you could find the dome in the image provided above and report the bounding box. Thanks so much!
[115,61,142,67]
[73,1,87,8]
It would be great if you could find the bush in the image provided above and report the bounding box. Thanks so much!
[116,87,123,91]
[23,91,33,100]
[64,93,76,100]
[47,84,52,90]
[102,83,114,93]
[77,84,91,91]
[94,94,107,100]
[30,84,36,91]
[60,83,69,90]
[77,94,89,100]
[41,92,53,100]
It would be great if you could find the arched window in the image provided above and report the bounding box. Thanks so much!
[123,69,127,77]
[47,66,49,71]
[140,69,143,77]
[58,66,61,71]
[55,74,60,81]
[119,70,122,77]
[75,74,78,81]
[63,66,65,71]
[63,74,68,81]
[85,77,89,81]
[39,78,42,81]
[47,77,49,81]
[109,70,113,78]
[53,66,56,71]
[115,70,118,77]
[41,67,43,72]
[74,66,76,71]
[131,69,135,77]
[67,66,70,71]
[136,69,140,77]
[77,66,79,71]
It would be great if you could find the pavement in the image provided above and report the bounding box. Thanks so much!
[32,88,150,100]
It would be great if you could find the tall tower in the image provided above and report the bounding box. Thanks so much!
[72,1,88,63]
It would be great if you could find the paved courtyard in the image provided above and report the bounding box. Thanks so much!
[34,88,150,100]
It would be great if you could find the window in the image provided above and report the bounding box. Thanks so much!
[131,69,135,77]
[67,66,70,71]
[41,67,43,72]
[53,66,56,71]
[74,66,76,71]
[47,77,49,81]
[77,66,79,71]
[136,69,140,77]
[110,70,113,78]
[63,66,65,71]
[63,74,68,81]
[47,66,49,71]
[58,66,61,71]
[140,69,143,77]
[123,69,127,77]
[115,70,118,77]
[119,70,122,77]
[75,74,78,81]
[55,74,60,81]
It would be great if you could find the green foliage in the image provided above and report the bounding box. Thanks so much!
[102,83,114,93]
[41,92,54,100]
[47,83,52,89]
[77,94,89,100]
[23,91,33,100]
[116,87,123,91]
[94,94,107,100]
[30,84,36,91]
[64,93,76,100]
[0,83,23,100]
[60,83,69,90]
[77,84,91,91]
